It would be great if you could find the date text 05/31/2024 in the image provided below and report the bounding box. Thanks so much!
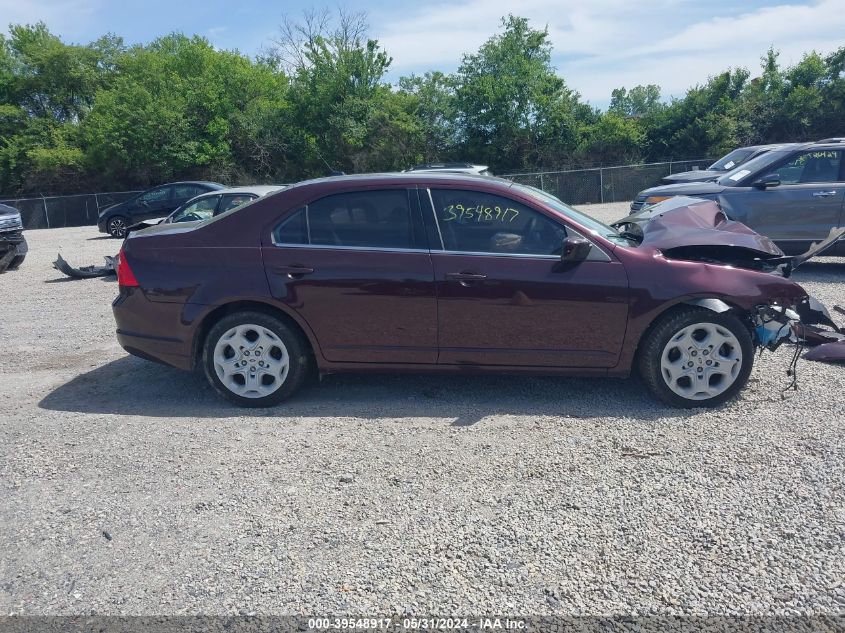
[308,618,527,630]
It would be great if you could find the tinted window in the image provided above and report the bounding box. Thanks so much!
[170,196,219,223]
[776,150,842,184]
[430,189,566,255]
[219,194,256,214]
[308,190,414,249]
[173,184,205,199]
[139,186,170,203]
[274,208,308,244]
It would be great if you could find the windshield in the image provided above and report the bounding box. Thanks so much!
[709,148,756,171]
[513,183,632,245]
[716,150,792,186]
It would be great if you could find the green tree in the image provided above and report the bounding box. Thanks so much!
[453,15,587,171]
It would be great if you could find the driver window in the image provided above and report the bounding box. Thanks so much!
[776,150,842,185]
[430,189,567,255]
[172,196,219,223]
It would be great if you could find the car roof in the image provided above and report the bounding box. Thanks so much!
[187,185,286,200]
[161,181,225,188]
[406,162,488,171]
[285,172,511,192]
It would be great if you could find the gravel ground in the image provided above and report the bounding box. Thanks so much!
[1,201,844,616]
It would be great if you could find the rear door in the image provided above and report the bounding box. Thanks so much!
[424,187,629,368]
[725,149,844,248]
[262,187,437,364]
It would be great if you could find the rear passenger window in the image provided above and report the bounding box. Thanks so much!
[430,189,567,256]
[308,190,414,249]
[274,208,308,244]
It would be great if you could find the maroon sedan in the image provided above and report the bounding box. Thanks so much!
[113,174,832,408]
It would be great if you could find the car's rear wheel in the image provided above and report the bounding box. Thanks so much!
[638,307,754,408]
[202,311,311,407]
[107,215,128,238]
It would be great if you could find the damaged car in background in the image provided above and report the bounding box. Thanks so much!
[0,203,27,273]
[112,174,843,409]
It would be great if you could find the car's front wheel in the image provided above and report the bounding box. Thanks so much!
[202,311,311,407]
[638,307,754,408]
[107,215,128,238]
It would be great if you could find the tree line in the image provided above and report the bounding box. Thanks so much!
[0,13,843,195]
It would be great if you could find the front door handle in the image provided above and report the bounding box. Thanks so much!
[445,271,487,285]
[272,265,314,278]
[812,191,837,198]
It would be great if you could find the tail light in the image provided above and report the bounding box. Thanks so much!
[116,248,139,287]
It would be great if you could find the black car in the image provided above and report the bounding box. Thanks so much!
[0,203,26,273]
[97,181,224,237]
[660,144,799,185]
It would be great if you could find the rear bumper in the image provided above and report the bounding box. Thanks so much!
[112,288,195,370]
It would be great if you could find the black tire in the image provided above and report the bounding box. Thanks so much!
[638,307,754,408]
[202,311,311,407]
[7,254,25,271]
[107,215,128,238]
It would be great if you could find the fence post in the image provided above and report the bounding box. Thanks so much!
[42,196,50,229]
[599,169,604,203]
[94,193,100,215]
[539,173,545,191]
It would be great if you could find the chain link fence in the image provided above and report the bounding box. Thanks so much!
[501,159,714,205]
[0,191,143,230]
[1,159,714,230]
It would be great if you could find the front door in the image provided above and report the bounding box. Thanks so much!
[262,187,437,364]
[425,188,629,367]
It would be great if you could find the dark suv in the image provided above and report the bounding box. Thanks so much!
[113,173,829,409]
[631,138,845,255]
[0,203,26,272]
[97,181,224,238]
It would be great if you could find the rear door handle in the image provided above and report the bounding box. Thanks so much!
[272,265,314,278]
[445,271,487,282]
[812,191,837,198]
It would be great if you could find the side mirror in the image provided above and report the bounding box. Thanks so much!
[752,174,781,189]
[561,236,592,263]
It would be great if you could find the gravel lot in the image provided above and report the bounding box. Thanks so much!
[1,201,844,616]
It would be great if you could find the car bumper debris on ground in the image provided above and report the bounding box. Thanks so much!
[1,203,844,616]
[53,253,117,279]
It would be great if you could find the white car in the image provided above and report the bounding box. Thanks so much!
[164,185,288,224]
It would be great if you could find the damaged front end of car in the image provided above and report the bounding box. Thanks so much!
[614,196,845,378]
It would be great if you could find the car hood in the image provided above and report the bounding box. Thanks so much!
[640,181,727,198]
[614,196,845,273]
[662,169,723,183]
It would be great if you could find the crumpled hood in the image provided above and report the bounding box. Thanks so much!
[614,196,845,274]
[615,196,783,256]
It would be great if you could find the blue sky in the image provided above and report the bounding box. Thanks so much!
[3,0,844,109]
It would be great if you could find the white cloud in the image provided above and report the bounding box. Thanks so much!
[372,0,845,105]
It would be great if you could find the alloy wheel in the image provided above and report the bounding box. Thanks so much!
[213,324,290,398]
[108,216,127,238]
[660,322,743,401]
